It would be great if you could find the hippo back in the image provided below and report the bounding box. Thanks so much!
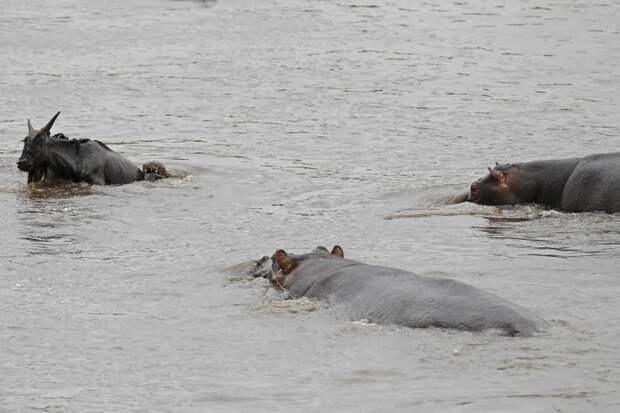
[561,152,620,213]
[284,257,545,336]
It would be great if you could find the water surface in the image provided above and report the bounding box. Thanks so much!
[1,0,620,411]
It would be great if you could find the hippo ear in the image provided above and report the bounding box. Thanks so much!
[331,246,344,258]
[488,167,507,185]
[273,249,298,274]
[42,111,60,133]
[312,246,329,254]
[27,119,35,134]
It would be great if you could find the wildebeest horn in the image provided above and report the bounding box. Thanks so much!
[27,119,35,134]
[42,111,60,132]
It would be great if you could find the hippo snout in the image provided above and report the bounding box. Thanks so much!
[252,256,273,279]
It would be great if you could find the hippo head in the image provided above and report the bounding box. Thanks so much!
[469,163,522,205]
[17,112,60,177]
[253,246,344,287]
[270,245,344,287]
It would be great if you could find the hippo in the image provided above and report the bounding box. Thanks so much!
[17,112,169,185]
[248,246,545,336]
[469,153,620,213]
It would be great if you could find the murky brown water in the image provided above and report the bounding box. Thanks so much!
[1,0,620,411]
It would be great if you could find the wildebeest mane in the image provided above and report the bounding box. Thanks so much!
[94,140,113,152]
[49,134,113,152]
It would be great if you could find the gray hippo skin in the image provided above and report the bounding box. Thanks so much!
[251,246,545,336]
[17,112,169,185]
[469,153,620,213]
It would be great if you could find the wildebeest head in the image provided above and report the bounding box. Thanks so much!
[469,163,521,205]
[17,112,60,179]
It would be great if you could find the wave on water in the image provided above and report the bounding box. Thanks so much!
[384,203,564,221]
[255,297,320,314]
[381,184,567,221]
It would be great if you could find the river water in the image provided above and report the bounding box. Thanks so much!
[1,0,620,411]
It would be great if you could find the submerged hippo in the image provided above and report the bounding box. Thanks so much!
[469,153,620,213]
[17,112,169,185]
[248,246,545,336]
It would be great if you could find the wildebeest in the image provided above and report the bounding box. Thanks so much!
[247,246,545,336]
[17,112,170,185]
[469,153,620,213]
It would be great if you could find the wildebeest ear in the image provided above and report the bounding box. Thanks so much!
[331,245,344,258]
[488,167,507,185]
[27,119,35,134]
[42,112,60,133]
[273,249,298,274]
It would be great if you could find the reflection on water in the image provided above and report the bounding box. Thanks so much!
[15,188,102,256]
[17,182,97,200]
[474,211,620,258]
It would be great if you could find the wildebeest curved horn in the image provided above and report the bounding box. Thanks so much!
[27,119,35,134]
[42,111,60,132]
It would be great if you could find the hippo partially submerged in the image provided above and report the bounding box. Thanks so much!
[248,246,545,336]
[17,112,170,185]
[469,153,620,213]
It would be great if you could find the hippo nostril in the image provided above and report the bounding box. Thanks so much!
[470,184,480,199]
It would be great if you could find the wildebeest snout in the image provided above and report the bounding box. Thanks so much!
[17,157,31,171]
